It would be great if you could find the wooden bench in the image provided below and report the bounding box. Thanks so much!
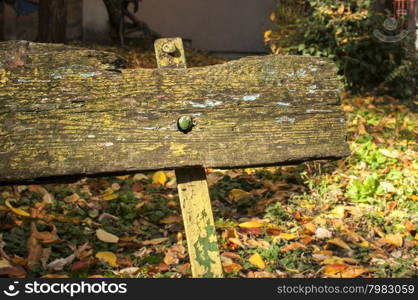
[0,38,349,278]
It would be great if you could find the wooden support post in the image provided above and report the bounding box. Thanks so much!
[154,38,223,278]
[175,168,223,278]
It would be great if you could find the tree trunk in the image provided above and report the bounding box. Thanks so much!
[37,0,68,43]
[0,1,4,41]
[102,0,159,46]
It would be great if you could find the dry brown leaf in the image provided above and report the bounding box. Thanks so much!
[141,237,168,246]
[266,224,282,236]
[327,238,351,250]
[164,244,186,266]
[64,193,80,203]
[246,239,270,249]
[281,242,307,253]
[340,266,369,278]
[404,221,416,232]
[229,189,252,201]
[315,228,332,239]
[228,238,245,248]
[27,222,44,268]
[221,252,241,260]
[33,225,59,244]
[96,229,119,244]
[47,254,75,271]
[343,229,363,243]
[323,263,349,276]
[300,236,313,244]
[114,267,140,277]
[42,274,69,278]
[223,263,243,273]
[160,215,182,224]
[248,271,276,278]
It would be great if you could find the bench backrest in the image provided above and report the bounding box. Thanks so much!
[0,40,349,184]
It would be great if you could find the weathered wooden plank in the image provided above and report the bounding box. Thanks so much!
[0,41,349,183]
[155,38,222,278]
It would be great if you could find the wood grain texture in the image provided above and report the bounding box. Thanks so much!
[0,41,349,183]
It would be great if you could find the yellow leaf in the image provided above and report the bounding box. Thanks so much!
[341,266,368,278]
[327,238,351,250]
[277,233,297,241]
[244,168,253,175]
[337,4,345,15]
[135,201,146,209]
[96,229,119,243]
[5,199,30,217]
[238,221,263,228]
[95,251,118,267]
[320,256,345,265]
[384,233,403,247]
[323,263,348,276]
[248,253,266,269]
[360,241,369,247]
[375,226,385,237]
[331,206,345,219]
[269,12,276,21]
[152,171,167,185]
[229,189,252,201]
[264,30,273,40]
[410,195,418,202]
[116,175,130,180]
[301,223,316,235]
[102,193,118,201]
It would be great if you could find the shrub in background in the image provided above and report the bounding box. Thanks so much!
[265,0,417,101]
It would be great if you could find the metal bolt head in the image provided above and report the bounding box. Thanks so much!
[177,116,193,132]
[162,42,176,54]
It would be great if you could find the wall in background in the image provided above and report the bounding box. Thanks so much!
[135,0,276,53]
[0,0,276,53]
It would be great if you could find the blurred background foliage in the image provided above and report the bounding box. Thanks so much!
[265,0,417,103]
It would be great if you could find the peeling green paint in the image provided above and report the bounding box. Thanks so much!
[193,221,220,278]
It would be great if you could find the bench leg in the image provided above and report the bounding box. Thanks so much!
[175,167,223,278]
